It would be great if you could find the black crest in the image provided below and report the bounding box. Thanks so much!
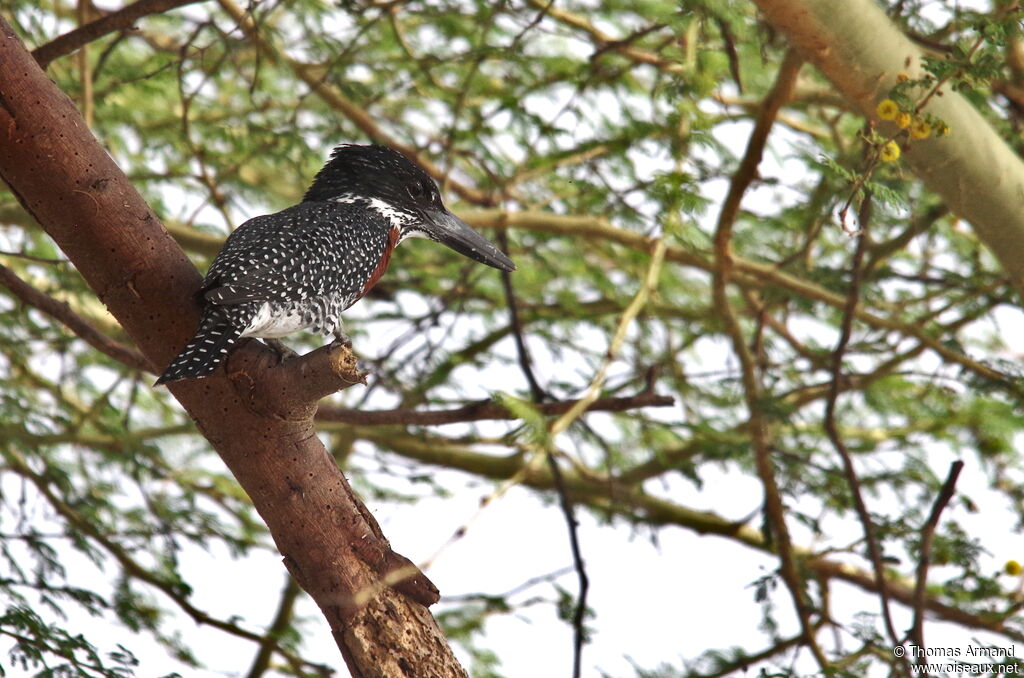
[303,144,442,212]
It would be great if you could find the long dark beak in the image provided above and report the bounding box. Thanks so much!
[421,209,516,272]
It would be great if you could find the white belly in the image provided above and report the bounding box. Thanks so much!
[240,302,314,338]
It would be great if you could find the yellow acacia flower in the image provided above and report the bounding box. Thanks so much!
[876,99,899,120]
[880,141,901,162]
[936,122,951,137]
[1006,560,1022,576]
[897,73,911,83]
[895,112,912,129]
[910,118,932,139]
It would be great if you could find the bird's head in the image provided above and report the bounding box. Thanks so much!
[304,144,515,272]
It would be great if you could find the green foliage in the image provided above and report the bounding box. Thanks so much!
[0,605,146,678]
[2,0,1024,676]
[436,599,511,678]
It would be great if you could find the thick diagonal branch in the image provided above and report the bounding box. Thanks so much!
[0,18,462,678]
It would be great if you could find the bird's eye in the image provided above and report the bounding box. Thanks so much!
[407,182,426,200]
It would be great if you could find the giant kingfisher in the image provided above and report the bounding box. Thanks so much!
[157,144,515,385]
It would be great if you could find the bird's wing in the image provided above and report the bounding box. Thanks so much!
[199,202,391,307]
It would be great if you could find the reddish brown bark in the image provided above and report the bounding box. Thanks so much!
[0,18,465,678]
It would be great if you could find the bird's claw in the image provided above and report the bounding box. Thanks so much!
[264,338,299,362]
[331,330,353,349]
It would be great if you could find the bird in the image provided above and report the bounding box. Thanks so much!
[156,144,515,385]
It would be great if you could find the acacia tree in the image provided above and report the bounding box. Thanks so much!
[1,1,1023,677]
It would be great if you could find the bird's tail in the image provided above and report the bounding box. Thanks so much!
[155,314,244,385]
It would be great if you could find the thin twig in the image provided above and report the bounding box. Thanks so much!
[32,0,203,68]
[497,229,546,402]
[0,250,68,265]
[497,218,587,677]
[316,391,674,425]
[544,450,589,678]
[822,196,910,674]
[510,0,556,49]
[712,49,830,668]
[546,234,666,678]
[549,237,667,437]
[77,0,94,128]
[824,191,919,678]
[443,566,575,603]
[910,460,965,657]
[0,263,153,373]
[245,575,304,678]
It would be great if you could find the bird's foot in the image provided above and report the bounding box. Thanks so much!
[331,330,353,348]
[264,338,299,362]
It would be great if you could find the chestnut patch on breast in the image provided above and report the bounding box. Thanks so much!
[358,225,400,300]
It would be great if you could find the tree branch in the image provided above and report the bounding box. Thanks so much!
[227,341,369,419]
[0,19,462,678]
[365,428,1024,644]
[31,0,204,69]
[0,262,154,373]
[458,209,1017,393]
[711,48,827,667]
[216,0,493,207]
[166,204,1016,393]
[318,391,673,426]
[910,460,965,656]
[822,195,909,676]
